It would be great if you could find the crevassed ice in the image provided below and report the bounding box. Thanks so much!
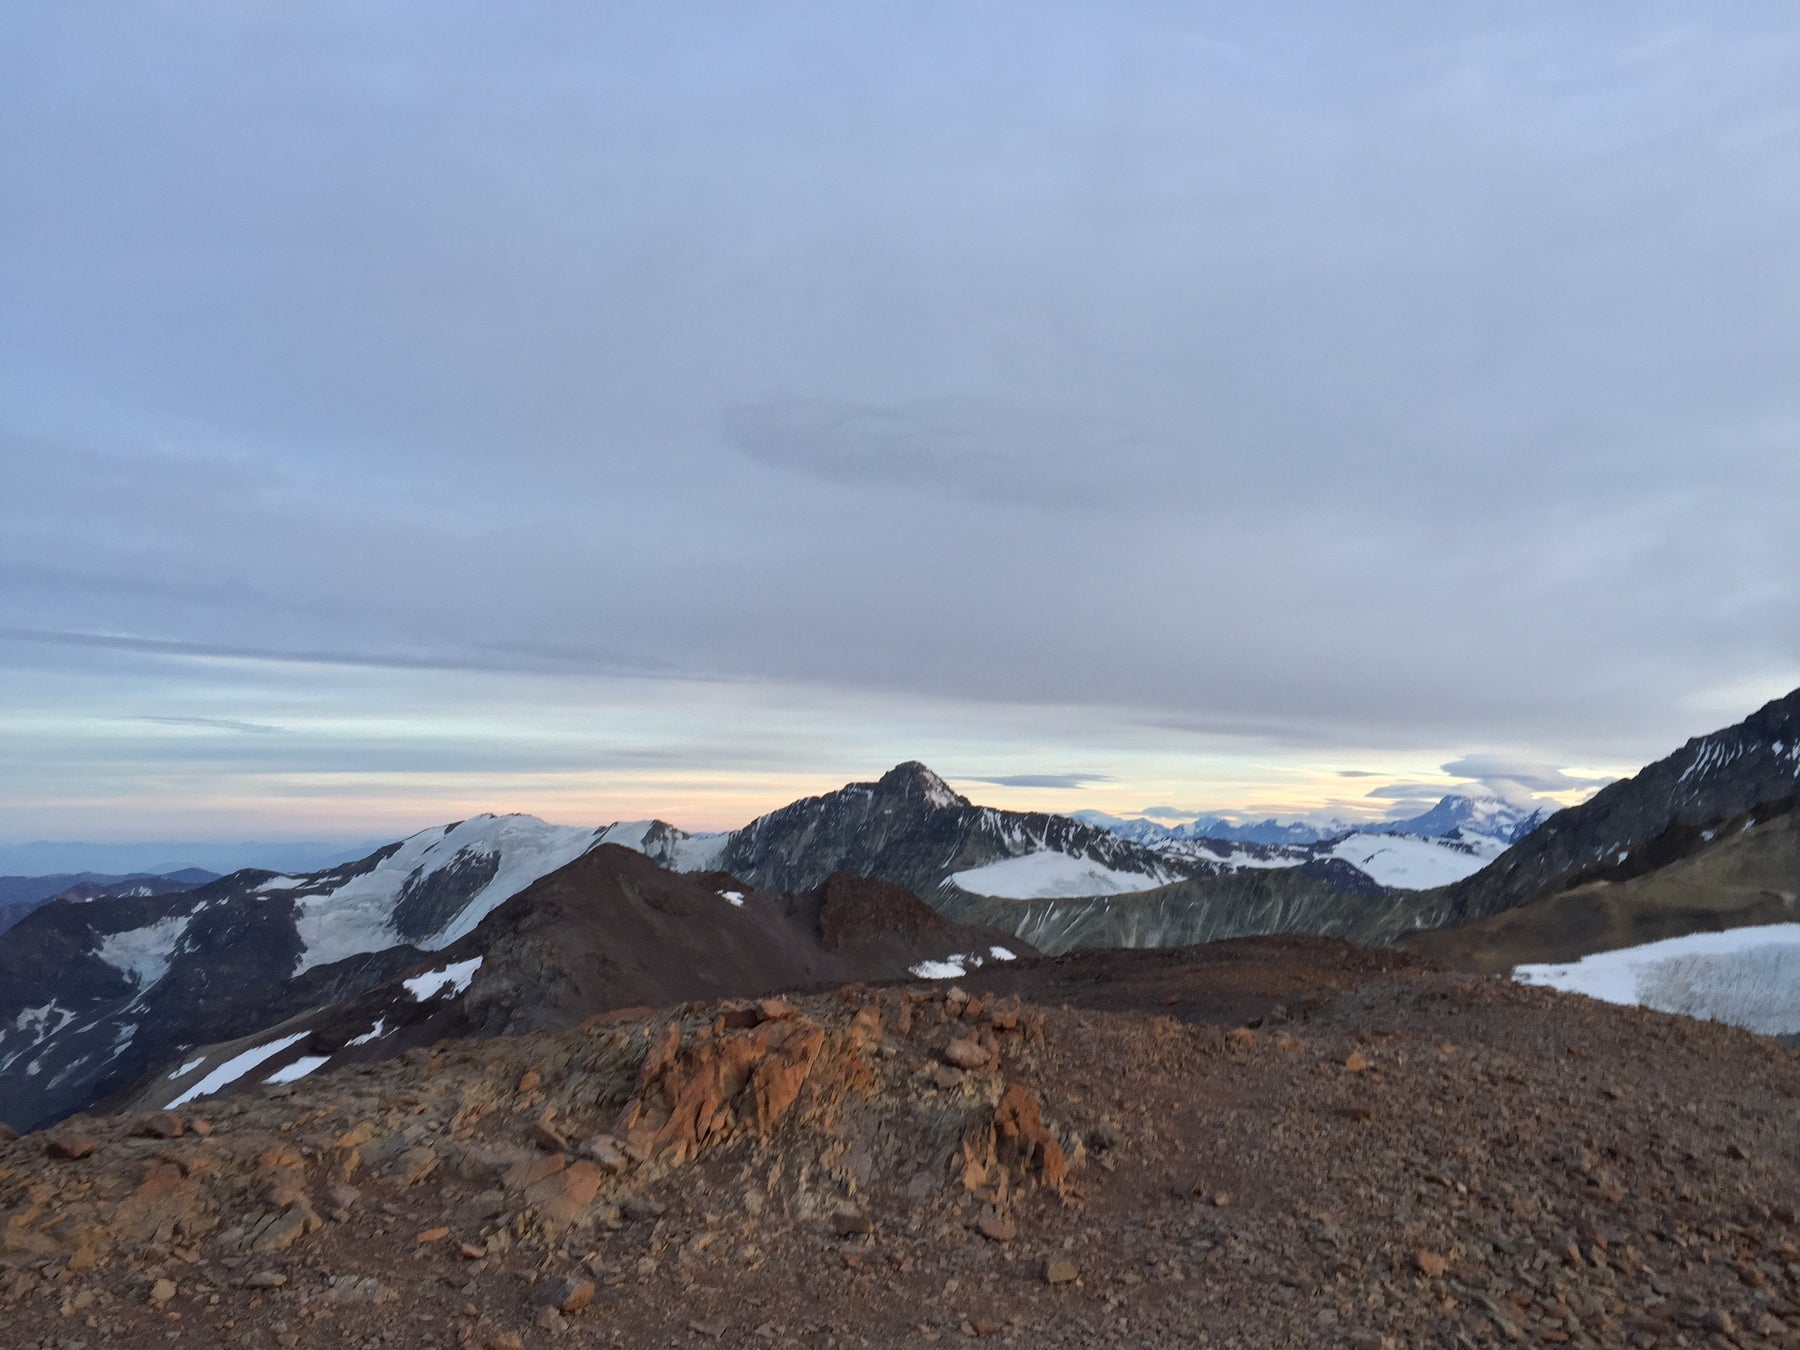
[1514,923,1800,1037]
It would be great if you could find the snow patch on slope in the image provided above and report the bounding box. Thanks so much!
[165,1031,311,1109]
[264,1055,330,1085]
[948,851,1171,899]
[95,915,191,988]
[909,945,1019,980]
[403,956,483,1001]
[345,1019,386,1047]
[1515,924,1800,1036]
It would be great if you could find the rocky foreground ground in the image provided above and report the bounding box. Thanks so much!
[2,937,1798,1348]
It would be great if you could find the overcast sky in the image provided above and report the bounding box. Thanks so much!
[3,3,1797,843]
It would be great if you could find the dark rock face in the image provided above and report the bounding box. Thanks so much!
[933,867,1442,954]
[809,872,949,951]
[711,763,1453,957]
[114,846,1035,1113]
[1402,801,1800,974]
[0,817,598,1133]
[449,847,1030,1041]
[718,762,1198,896]
[391,846,501,942]
[1438,686,1800,926]
[0,877,334,1133]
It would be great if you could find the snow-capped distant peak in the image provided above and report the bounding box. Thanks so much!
[1372,793,1554,845]
[290,814,604,974]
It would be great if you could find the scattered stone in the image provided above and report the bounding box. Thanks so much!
[417,1226,451,1243]
[544,1275,595,1313]
[580,1134,630,1173]
[930,1063,965,1090]
[250,1201,323,1253]
[136,1112,184,1139]
[526,1159,604,1227]
[460,1242,488,1260]
[975,1206,1015,1242]
[1416,1250,1447,1279]
[716,1003,762,1031]
[320,1274,394,1305]
[621,1196,667,1222]
[149,1278,177,1306]
[530,1119,569,1153]
[517,1069,541,1093]
[832,1208,874,1236]
[1045,1259,1078,1284]
[1344,1050,1369,1073]
[395,1145,439,1186]
[943,1038,991,1071]
[48,1133,100,1160]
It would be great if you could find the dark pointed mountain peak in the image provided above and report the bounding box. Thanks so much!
[872,762,968,810]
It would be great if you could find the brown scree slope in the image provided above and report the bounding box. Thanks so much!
[3,937,1798,1348]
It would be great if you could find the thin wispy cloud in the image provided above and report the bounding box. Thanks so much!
[960,773,1114,790]
[140,716,285,735]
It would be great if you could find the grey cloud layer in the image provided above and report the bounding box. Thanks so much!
[2,4,1797,784]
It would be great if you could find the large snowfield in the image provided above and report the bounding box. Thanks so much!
[948,850,1172,899]
[290,814,602,971]
[1514,923,1800,1037]
[1323,832,1505,890]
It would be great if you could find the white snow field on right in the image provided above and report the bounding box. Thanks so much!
[1513,923,1800,1036]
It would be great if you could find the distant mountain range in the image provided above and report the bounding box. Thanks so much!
[0,805,1028,1133]
[5,685,1798,1131]
[0,869,217,935]
[0,840,380,878]
[1073,791,1553,849]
